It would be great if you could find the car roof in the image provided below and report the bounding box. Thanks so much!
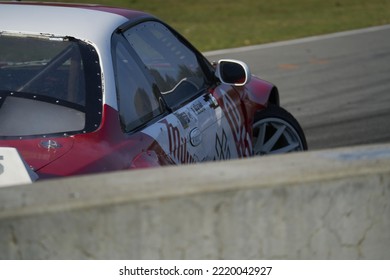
[0,2,153,42]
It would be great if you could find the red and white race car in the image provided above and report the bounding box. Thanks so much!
[0,2,307,181]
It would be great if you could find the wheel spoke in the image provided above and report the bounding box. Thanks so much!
[253,123,267,154]
[269,141,300,154]
[262,124,286,153]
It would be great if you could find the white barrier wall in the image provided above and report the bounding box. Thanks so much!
[0,143,389,259]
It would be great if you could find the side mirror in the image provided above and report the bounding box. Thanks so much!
[215,59,251,86]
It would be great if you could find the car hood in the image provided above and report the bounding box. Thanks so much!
[0,137,75,173]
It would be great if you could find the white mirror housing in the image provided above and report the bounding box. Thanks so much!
[215,59,251,86]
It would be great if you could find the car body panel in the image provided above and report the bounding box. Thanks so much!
[0,2,288,181]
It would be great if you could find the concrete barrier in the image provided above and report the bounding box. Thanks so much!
[0,143,389,259]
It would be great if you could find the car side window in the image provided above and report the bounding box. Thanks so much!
[123,21,208,108]
[113,39,164,132]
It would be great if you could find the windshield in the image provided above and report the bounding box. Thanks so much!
[0,35,102,138]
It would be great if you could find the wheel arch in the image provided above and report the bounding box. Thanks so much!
[268,86,280,107]
[243,77,280,108]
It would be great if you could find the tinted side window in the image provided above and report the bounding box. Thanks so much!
[113,40,163,132]
[123,21,207,108]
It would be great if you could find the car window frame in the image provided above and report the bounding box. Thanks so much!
[0,35,103,139]
[111,32,168,134]
[117,19,217,111]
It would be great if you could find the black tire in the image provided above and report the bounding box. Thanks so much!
[252,105,307,155]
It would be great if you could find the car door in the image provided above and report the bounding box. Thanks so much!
[121,20,250,164]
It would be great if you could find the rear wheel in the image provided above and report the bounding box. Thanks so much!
[252,105,307,155]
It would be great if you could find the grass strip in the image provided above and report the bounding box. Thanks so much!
[25,0,390,51]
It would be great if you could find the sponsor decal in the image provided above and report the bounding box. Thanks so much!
[220,88,253,157]
[214,129,231,160]
[190,101,206,115]
[174,111,193,129]
[160,119,196,164]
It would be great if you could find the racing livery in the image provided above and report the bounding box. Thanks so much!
[0,2,307,180]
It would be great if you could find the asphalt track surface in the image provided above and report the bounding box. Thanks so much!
[205,25,390,150]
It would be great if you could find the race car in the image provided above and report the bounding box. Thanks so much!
[0,2,307,180]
